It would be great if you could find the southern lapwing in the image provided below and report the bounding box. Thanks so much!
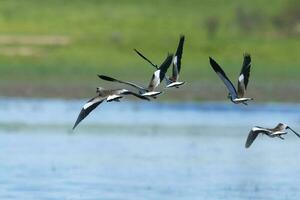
[134,35,185,88]
[209,54,253,105]
[245,123,300,148]
[166,35,185,88]
[73,88,149,130]
[98,53,173,98]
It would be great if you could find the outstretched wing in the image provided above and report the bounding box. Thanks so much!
[172,35,185,79]
[245,129,260,148]
[237,53,251,98]
[72,96,105,130]
[158,53,173,81]
[98,75,145,91]
[209,57,238,99]
[245,127,270,148]
[134,49,158,69]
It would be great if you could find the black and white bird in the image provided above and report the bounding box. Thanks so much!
[98,53,173,98]
[134,35,185,88]
[166,35,185,88]
[209,54,253,105]
[73,87,149,130]
[245,123,300,148]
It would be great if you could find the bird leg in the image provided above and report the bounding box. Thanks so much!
[278,135,285,140]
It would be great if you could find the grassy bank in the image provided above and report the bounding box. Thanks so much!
[0,0,299,102]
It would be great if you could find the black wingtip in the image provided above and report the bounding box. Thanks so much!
[98,74,115,82]
[167,52,173,58]
[72,120,80,130]
[179,34,185,41]
[243,53,251,60]
[133,48,142,55]
[209,57,217,66]
[168,53,174,59]
[97,74,103,79]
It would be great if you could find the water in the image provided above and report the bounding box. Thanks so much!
[0,98,300,200]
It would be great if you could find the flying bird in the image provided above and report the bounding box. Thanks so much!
[166,35,185,88]
[73,88,149,130]
[245,123,300,148]
[98,53,173,98]
[134,35,185,88]
[209,54,253,105]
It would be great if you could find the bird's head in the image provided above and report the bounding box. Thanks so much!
[96,87,105,93]
[279,123,287,128]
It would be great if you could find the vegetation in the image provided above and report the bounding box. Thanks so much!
[0,0,299,101]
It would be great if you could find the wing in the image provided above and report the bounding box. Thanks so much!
[147,54,173,91]
[98,75,145,91]
[134,49,158,69]
[237,53,251,98]
[172,35,185,79]
[147,72,160,91]
[245,127,270,148]
[121,90,150,101]
[209,57,238,99]
[245,129,260,148]
[72,96,105,130]
[158,53,173,81]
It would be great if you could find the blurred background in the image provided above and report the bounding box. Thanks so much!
[0,0,300,199]
[0,0,299,101]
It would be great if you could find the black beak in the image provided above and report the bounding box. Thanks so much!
[287,126,300,138]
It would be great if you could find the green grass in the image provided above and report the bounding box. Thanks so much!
[0,0,299,101]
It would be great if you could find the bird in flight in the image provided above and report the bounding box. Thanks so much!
[99,53,173,98]
[134,35,186,88]
[245,123,300,148]
[166,35,185,88]
[209,54,253,105]
[73,87,149,130]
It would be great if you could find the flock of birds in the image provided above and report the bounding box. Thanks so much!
[73,35,300,148]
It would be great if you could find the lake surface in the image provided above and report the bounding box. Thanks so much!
[0,98,300,200]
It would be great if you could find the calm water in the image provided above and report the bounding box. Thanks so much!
[0,98,300,200]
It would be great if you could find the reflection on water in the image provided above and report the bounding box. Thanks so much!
[0,98,299,199]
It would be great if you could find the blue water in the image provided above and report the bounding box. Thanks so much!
[0,98,300,199]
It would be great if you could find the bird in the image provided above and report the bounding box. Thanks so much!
[245,123,300,148]
[98,53,173,98]
[134,35,185,88]
[72,87,150,130]
[166,35,185,88]
[209,54,253,105]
